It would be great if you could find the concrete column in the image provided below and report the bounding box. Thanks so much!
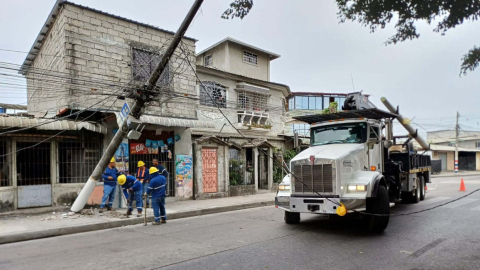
[11,140,17,210]
[225,146,229,194]
[254,147,259,192]
[50,141,57,206]
[268,147,273,190]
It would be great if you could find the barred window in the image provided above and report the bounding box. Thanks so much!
[243,51,257,65]
[132,48,171,87]
[200,81,226,108]
[0,140,11,187]
[58,135,102,184]
[204,54,212,66]
[237,91,268,111]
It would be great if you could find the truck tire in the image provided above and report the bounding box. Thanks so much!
[419,175,426,201]
[412,177,421,203]
[365,185,390,232]
[284,211,300,224]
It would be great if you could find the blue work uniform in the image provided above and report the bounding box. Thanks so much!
[146,172,167,222]
[156,164,168,195]
[101,166,119,208]
[137,167,151,206]
[121,175,143,212]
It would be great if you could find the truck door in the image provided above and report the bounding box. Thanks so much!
[368,125,382,172]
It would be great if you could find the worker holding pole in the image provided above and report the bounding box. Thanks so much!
[136,161,150,207]
[146,167,167,225]
[99,158,119,213]
[117,174,143,217]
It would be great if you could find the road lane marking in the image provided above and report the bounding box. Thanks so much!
[422,197,451,205]
[410,238,446,258]
[442,198,479,209]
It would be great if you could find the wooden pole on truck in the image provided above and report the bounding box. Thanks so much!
[455,111,459,174]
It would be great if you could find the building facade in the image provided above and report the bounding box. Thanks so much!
[427,130,480,171]
[194,37,291,198]
[0,0,214,212]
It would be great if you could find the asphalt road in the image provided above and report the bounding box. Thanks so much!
[1,175,480,270]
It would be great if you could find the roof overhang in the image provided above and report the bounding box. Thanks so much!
[293,108,398,124]
[0,116,107,134]
[196,37,280,60]
[139,115,214,129]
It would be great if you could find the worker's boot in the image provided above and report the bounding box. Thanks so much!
[126,209,132,217]
[160,219,166,224]
[137,210,142,217]
[152,221,161,225]
[98,208,104,213]
[107,207,113,211]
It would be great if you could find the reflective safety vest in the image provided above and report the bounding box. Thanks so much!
[137,167,147,182]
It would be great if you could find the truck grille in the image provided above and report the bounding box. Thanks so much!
[292,164,333,193]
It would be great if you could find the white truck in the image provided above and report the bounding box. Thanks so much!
[275,93,431,232]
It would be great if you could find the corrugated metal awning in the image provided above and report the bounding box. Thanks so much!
[140,115,215,129]
[0,116,107,134]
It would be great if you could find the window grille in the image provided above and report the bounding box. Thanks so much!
[200,81,226,108]
[16,142,51,186]
[243,51,258,65]
[0,140,11,187]
[132,48,171,87]
[292,124,310,136]
[237,91,268,111]
[58,135,102,184]
[229,148,244,186]
[204,54,212,66]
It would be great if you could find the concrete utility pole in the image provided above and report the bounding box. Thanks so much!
[455,111,459,174]
[71,0,204,212]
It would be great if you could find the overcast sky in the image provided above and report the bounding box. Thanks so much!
[1,0,479,137]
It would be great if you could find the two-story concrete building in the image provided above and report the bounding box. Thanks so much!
[193,37,291,198]
[0,0,215,211]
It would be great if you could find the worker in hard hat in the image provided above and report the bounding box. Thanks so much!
[136,161,150,207]
[146,167,167,225]
[118,174,143,217]
[99,157,120,213]
[152,158,168,196]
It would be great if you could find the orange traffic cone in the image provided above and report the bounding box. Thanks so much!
[425,185,428,191]
[459,178,466,191]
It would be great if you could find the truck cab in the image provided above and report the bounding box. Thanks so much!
[276,93,431,232]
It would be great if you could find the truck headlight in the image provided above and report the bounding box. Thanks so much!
[348,185,367,192]
[279,185,290,190]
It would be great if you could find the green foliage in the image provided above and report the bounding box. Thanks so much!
[283,149,296,163]
[322,102,338,115]
[223,0,480,74]
[221,0,253,20]
[229,159,244,186]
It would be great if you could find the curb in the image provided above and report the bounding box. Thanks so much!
[432,173,480,178]
[0,200,274,245]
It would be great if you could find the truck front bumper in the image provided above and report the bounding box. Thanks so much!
[276,196,367,214]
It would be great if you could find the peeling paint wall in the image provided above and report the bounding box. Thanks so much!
[0,188,15,213]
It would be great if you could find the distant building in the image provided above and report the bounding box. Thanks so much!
[427,130,480,171]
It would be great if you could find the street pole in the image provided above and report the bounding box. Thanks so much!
[71,0,204,212]
[455,111,459,174]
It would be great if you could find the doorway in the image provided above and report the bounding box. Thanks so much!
[16,141,52,208]
[459,152,476,171]
[439,153,447,170]
[202,148,218,193]
[258,148,269,190]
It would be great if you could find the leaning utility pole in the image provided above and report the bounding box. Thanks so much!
[455,111,459,174]
[71,0,204,212]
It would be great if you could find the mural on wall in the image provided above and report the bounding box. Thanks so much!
[175,155,193,198]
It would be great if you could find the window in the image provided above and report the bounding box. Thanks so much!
[132,48,171,87]
[237,91,268,111]
[311,122,367,146]
[200,81,226,108]
[476,142,480,148]
[292,124,310,136]
[292,96,323,110]
[58,135,102,184]
[204,54,212,66]
[243,51,258,65]
[288,98,294,110]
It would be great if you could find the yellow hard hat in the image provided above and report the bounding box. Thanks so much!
[149,167,159,174]
[117,175,126,185]
[110,157,116,163]
[138,161,145,167]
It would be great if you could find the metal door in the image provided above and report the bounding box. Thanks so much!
[439,153,447,170]
[258,149,268,189]
[202,148,218,193]
[16,142,52,208]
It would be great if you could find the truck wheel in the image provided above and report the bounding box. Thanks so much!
[365,185,390,232]
[419,176,425,201]
[284,211,300,224]
[412,177,420,203]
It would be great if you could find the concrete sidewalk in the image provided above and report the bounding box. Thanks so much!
[432,171,480,178]
[0,192,276,245]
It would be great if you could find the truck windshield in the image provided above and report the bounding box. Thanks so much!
[311,122,367,146]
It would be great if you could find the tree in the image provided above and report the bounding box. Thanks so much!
[222,0,480,75]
